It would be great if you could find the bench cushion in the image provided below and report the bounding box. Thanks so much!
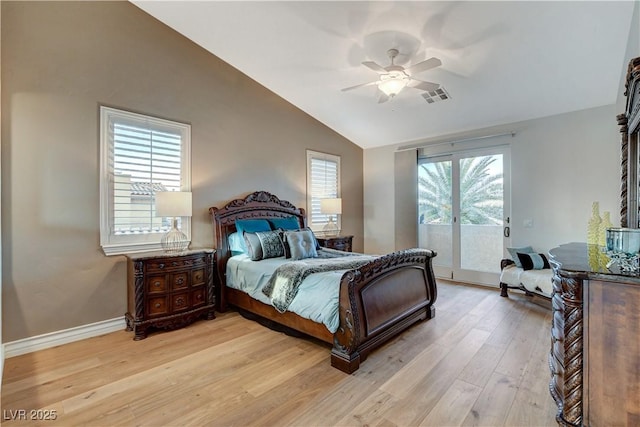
[500,264,553,297]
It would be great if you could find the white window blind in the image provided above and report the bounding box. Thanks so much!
[100,107,191,255]
[306,150,341,231]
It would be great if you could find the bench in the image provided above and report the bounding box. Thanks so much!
[499,258,552,299]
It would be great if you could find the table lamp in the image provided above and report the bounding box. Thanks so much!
[155,191,192,253]
[320,197,342,237]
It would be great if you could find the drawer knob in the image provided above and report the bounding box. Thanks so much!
[176,277,184,285]
[176,297,185,306]
[154,281,161,287]
[196,294,202,300]
[158,263,165,269]
[155,303,161,308]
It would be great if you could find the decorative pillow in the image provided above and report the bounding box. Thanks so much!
[285,229,318,260]
[277,229,292,259]
[244,230,284,261]
[304,227,322,250]
[228,232,245,256]
[257,230,285,259]
[235,219,271,234]
[279,227,320,258]
[268,216,300,231]
[517,252,550,270]
[243,232,264,261]
[235,219,271,253]
[507,246,534,268]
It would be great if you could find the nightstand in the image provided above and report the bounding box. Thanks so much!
[125,249,216,340]
[316,235,353,252]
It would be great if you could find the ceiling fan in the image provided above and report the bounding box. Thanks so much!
[342,48,443,103]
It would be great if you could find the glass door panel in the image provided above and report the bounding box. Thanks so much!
[458,153,505,284]
[418,158,453,278]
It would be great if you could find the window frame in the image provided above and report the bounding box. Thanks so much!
[99,106,191,255]
[306,150,341,233]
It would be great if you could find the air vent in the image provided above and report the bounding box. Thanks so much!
[422,87,451,104]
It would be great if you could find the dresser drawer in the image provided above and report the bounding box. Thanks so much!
[171,292,190,312]
[146,275,167,294]
[147,296,169,317]
[171,272,189,290]
[145,255,206,273]
[192,268,206,286]
[191,288,207,308]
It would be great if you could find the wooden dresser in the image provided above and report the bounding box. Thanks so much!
[125,249,216,340]
[316,235,353,252]
[548,242,640,426]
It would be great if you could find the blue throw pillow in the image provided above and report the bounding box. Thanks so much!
[268,216,300,231]
[235,219,271,253]
[235,219,271,234]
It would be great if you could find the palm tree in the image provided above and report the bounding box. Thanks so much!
[419,155,503,225]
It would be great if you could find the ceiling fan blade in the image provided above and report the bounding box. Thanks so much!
[378,93,390,104]
[408,79,440,92]
[406,57,442,75]
[341,81,379,92]
[362,61,388,74]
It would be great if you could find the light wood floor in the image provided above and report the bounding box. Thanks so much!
[1,282,556,427]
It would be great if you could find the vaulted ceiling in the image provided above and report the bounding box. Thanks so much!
[132,1,635,149]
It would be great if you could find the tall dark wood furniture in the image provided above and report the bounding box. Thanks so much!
[548,243,640,426]
[618,56,640,227]
[125,249,216,340]
[316,235,353,252]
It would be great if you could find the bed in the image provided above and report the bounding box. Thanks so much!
[209,191,438,373]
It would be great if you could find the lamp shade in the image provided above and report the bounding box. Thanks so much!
[320,198,342,215]
[155,191,192,217]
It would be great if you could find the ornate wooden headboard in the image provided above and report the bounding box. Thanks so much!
[208,191,306,291]
[618,56,640,228]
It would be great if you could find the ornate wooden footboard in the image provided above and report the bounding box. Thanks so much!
[210,191,438,373]
[331,248,437,373]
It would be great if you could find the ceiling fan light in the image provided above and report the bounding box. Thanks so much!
[378,75,409,97]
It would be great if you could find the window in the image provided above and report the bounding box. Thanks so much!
[306,150,341,232]
[100,106,191,255]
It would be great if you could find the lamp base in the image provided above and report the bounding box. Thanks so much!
[161,218,189,253]
[322,217,340,237]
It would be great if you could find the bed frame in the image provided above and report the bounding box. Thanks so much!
[209,191,438,373]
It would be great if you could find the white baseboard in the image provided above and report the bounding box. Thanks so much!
[4,317,126,359]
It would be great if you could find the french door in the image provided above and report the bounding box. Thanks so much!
[418,147,510,286]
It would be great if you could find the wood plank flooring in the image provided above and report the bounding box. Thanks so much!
[1,281,556,426]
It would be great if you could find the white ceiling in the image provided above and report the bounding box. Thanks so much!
[132,1,635,149]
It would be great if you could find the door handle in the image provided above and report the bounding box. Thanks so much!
[504,226,510,237]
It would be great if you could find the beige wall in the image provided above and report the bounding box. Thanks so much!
[1,1,363,342]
